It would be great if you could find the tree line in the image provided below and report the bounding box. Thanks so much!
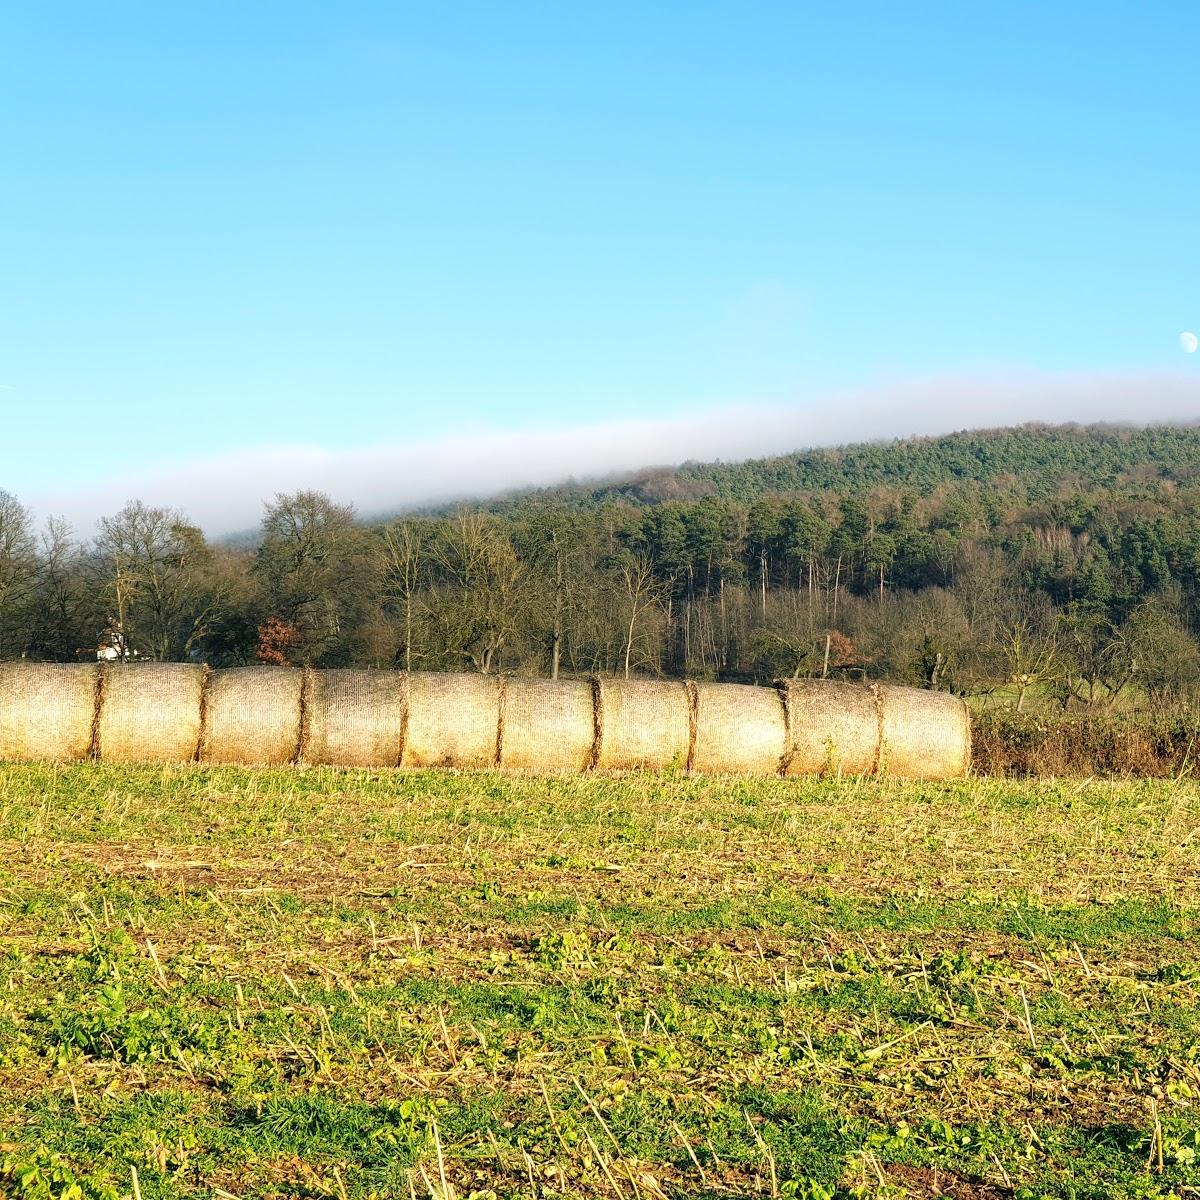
[5,424,1200,708]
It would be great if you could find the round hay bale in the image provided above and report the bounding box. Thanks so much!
[201,666,304,766]
[402,671,500,769]
[691,682,787,775]
[878,684,971,779]
[97,663,204,764]
[779,679,880,776]
[0,662,99,761]
[594,679,690,772]
[500,676,595,772]
[306,669,408,768]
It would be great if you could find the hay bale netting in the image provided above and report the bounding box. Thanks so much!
[402,671,500,769]
[691,682,787,775]
[97,663,204,764]
[201,666,303,766]
[0,662,99,761]
[779,679,880,776]
[878,684,971,780]
[594,679,691,771]
[306,669,408,768]
[501,677,595,772]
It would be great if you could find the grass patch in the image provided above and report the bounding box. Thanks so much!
[1,765,1198,1197]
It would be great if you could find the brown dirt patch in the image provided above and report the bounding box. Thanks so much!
[886,1163,1011,1199]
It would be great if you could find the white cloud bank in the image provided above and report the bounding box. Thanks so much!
[27,369,1200,536]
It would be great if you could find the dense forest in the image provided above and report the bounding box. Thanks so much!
[5,422,1200,710]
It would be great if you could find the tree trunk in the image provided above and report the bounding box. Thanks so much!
[929,651,943,690]
[404,594,413,672]
[624,601,638,679]
[686,564,694,670]
[719,576,727,670]
[551,545,563,681]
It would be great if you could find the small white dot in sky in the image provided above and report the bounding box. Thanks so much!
[1181,331,1199,354]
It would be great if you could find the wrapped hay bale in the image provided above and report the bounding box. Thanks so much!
[691,682,787,775]
[594,679,690,771]
[201,666,303,766]
[779,679,880,776]
[97,663,204,764]
[306,669,407,768]
[0,662,99,761]
[501,677,595,772]
[878,684,971,780]
[402,671,500,769]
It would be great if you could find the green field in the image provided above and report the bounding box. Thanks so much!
[1,766,1198,1199]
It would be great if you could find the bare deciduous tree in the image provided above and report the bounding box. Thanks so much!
[0,490,37,657]
[428,512,525,674]
[91,500,222,661]
[379,520,425,671]
[619,554,667,679]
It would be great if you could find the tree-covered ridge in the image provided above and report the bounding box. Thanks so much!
[489,422,1200,509]
[5,421,1200,708]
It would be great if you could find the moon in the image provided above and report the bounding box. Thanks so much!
[1182,331,1199,354]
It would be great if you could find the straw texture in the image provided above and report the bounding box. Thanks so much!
[201,666,304,766]
[403,671,500,769]
[501,677,595,772]
[691,682,787,775]
[878,684,971,780]
[306,669,408,768]
[0,664,970,779]
[97,663,204,764]
[779,679,881,776]
[594,679,691,771]
[0,662,98,762]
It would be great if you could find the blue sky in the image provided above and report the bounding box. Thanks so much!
[2,3,1198,529]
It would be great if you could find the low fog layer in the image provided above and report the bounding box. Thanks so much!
[28,370,1200,535]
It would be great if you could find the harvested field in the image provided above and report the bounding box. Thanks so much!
[0,766,1197,1198]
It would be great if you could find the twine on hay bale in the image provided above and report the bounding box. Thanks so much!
[777,679,882,776]
[593,678,691,771]
[200,666,304,765]
[500,676,595,772]
[0,662,99,761]
[305,669,408,768]
[691,681,788,775]
[97,663,204,764]
[402,671,501,769]
[877,683,971,780]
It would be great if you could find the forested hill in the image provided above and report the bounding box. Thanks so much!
[484,422,1200,510]
[10,419,1200,698]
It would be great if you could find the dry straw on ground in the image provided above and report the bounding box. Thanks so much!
[594,679,691,771]
[0,662,99,762]
[500,676,595,772]
[305,669,408,768]
[691,682,788,774]
[200,666,304,766]
[403,671,501,769]
[97,663,205,764]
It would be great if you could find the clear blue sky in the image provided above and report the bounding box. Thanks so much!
[2,3,1198,506]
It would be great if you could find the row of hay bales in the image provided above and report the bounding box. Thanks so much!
[0,663,971,778]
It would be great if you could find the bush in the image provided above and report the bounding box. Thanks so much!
[971,708,1200,777]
